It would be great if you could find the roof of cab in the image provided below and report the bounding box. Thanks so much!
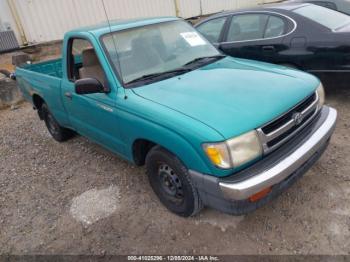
[67,16,179,37]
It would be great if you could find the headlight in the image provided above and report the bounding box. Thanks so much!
[203,130,262,169]
[227,130,263,167]
[316,83,325,108]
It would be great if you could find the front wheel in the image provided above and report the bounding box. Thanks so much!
[146,146,203,217]
[41,103,75,142]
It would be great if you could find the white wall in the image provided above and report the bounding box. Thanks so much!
[0,0,20,40]
[201,0,265,14]
[10,0,177,43]
[4,0,278,45]
[177,0,202,18]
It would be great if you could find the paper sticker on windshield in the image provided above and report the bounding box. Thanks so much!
[180,32,206,47]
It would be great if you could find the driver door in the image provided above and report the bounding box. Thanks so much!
[61,36,125,154]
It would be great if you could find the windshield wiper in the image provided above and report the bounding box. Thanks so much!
[126,68,191,85]
[183,55,226,67]
[125,55,226,86]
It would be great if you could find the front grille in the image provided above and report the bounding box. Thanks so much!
[257,92,319,154]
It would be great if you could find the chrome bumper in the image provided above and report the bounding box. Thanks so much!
[219,107,337,201]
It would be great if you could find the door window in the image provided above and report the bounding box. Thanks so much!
[196,17,227,43]
[227,14,269,42]
[264,16,286,38]
[67,38,107,87]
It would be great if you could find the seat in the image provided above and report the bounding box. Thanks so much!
[128,35,162,74]
[150,34,168,61]
[265,25,284,38]
[79,48,107,86]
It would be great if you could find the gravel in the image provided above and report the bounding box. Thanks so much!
[0,80,349,255]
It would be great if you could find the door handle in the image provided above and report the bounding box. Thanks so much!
[262,46,275,52]
[64,92,72,99]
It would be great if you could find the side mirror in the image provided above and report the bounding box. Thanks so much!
[75,78,105,95]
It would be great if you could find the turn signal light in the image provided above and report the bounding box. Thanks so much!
[205,147,223,165]
[249,187,272,202]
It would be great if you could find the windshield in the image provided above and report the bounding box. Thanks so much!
[101,20,221,86]
[293,4,350,30]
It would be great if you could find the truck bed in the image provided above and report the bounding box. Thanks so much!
[21,58,63,78]
[15,58,69,127]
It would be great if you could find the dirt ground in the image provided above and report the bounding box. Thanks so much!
[0,78,349,255]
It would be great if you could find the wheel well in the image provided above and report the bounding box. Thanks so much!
[33,94,44,110]
[32,94,45,119]
[132,139,156,166]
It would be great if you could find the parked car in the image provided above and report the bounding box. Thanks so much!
[195,3,350,75]
[15,17,337,217]
[284,0,350,15]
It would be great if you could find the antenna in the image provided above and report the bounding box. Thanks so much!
[101,0,128,99]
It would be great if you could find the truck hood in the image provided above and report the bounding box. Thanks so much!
[132,57,319,139]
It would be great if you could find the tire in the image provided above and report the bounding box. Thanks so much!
[41,103,75,142]
[146,146,203,217]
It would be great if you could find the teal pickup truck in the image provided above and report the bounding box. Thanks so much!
[16,17,337,217]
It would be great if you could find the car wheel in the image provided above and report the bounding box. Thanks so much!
[146,146,203,217]
[41,103,75,142]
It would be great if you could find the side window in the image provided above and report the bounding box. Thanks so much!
[72,39,92,56]
[196,17,227,43]
[68,38,107,86]
[227,14,269,42]
[264,16,286,38]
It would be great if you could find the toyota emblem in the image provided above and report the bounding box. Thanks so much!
[292,112,304,125]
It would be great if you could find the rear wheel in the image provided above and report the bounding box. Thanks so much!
[146,146,203,217]
[41,103,75,142]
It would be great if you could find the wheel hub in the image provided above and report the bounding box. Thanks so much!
[158,164,183,199]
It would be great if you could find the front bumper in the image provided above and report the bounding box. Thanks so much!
[189,106,337,214]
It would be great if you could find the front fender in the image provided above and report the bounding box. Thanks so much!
[120,110,213,175]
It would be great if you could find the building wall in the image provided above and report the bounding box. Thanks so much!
[201,0,261,14]
[0,0,20,40]
[177,0,202,18]
[1,0,278,45]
